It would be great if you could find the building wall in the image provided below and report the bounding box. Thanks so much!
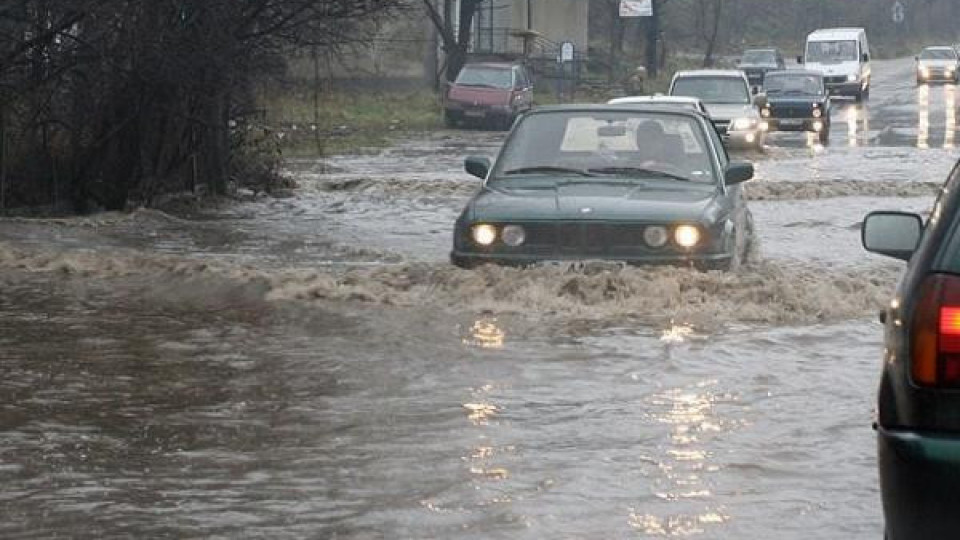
[509,0,589,57]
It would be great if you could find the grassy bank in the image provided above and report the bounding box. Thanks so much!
[258,85,443,157]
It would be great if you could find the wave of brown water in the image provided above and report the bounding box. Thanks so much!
[0,240,899,328]
[313,176,941,202]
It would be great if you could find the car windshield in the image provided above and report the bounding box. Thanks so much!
[495,111,716,185]
[741,50,777,65]
[806,40,858,63]
[764,73,824,95]
[671,76,750,105]
[454,66,513,89]
[920,48,958,60]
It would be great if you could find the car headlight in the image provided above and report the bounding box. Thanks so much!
[643,226,669,248]
[761,108,771,118]
[472,224,497,246]
[501,225,526,247]
[731,117,756,131]
[812,107,822,118]
[920,67,930,76]
[847,73,858,82]
[674,225,701,248]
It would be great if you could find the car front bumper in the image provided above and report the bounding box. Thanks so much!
[764,117,826,133]
[918,69,957,82]
[723,129,765,149]
[445,103,515,120]
[878,425,960,539]
[450,250,733,269]
[825,81,864,96]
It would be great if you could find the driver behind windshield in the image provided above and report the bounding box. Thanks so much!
[634,121,685,172]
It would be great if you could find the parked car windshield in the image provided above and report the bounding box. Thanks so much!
[454,66,513,89]
[764,73,825,95]
[920,48,958,60]
[495,111,717,184]
[672,76,750,105]
[806,40,858,63]
[741,50,777,65]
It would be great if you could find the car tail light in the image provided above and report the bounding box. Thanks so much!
[911,274,960,386]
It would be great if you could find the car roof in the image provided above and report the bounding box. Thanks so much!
[743,48,778,53]
[807,27,865,40]
[922,46,956,51]
[765,69,824,78]
[607,96,704,105]
[529,104,707,119]
[673,69,746,78]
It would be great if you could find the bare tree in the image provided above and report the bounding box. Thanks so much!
[421,0,483,81]
[0,0,398,212]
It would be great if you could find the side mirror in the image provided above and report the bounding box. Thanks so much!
[862,211,923,261]
[752,86,759,95]
[863,53,870,62]
[915,56,919,61]
[465,156,491,180]
[724,162,754,185]
[796,55,804,64]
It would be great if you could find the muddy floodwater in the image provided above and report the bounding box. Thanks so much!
[1,58,958,538]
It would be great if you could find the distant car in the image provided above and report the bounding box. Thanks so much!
[451,105,755,270]
[737,48,786,88]
[607,95,710,115]
[443,62,533,130]
[669,70,765,150]
[760,70,832,144]
[916,46,960,84]
[861,160,960,539]
[799,27,872,101]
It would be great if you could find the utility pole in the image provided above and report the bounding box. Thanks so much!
[645,0,659,78]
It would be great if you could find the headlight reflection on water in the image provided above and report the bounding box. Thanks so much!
[631,381,737,536]
[463,316,506,349]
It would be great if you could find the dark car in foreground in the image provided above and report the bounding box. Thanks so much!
[737,48,786,89]
[451,105,755,270]
[862,160,960,539]
[443,62,533,130]
[760,70,832,144]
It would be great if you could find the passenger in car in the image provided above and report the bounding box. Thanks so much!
[634,121,685,171]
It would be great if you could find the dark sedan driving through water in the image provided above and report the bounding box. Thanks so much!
[451,106,755,270]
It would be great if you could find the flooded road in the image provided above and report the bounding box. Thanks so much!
[1,58,957,538]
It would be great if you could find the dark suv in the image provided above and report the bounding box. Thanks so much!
[443,62,534,130]
[736,48,786,89]
[862,160,960,539]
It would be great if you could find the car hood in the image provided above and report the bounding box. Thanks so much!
[469,181,722,223]
[918,59,957,68]
[805,60,861,77]
[448,85,511,106]
[767,94,826,106]
[703,103,756,121]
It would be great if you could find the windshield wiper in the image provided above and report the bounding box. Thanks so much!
[503,166,595,177]
[587,166,696,183]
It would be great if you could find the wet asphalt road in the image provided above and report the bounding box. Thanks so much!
[1,57,959,539]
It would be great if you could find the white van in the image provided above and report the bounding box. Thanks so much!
[799,28,871,101]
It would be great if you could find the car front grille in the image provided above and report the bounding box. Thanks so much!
[825,76,848,85]
[769,105,813,119]
[504,222,682,257]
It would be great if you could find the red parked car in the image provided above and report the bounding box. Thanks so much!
[443,62,533,130]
